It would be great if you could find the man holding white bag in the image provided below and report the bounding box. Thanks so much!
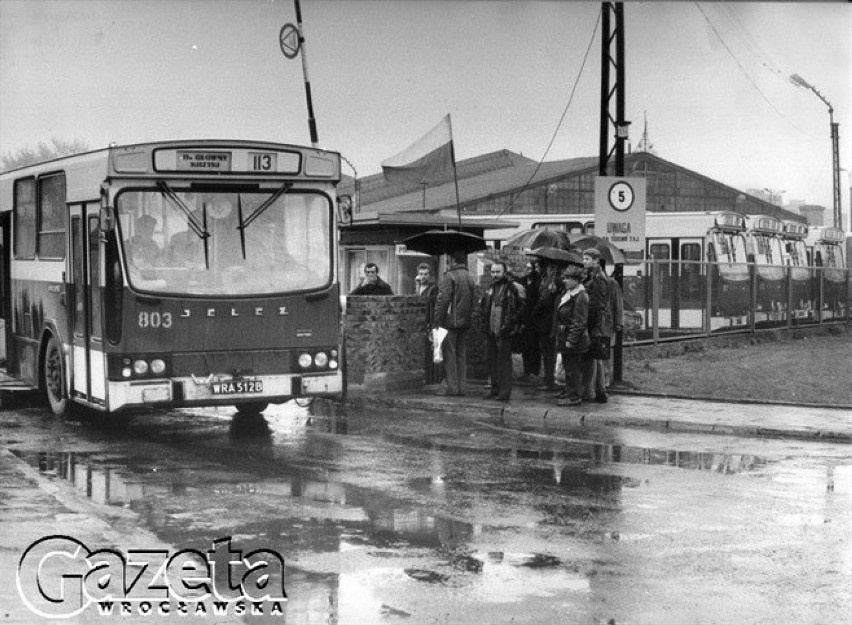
[432,249,476,396]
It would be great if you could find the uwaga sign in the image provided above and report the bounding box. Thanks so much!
[594,177,647,254]
[16,535,287,618]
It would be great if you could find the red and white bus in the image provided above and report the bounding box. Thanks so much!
[0,140,345,416]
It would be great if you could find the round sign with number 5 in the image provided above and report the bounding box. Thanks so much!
[608,181,635,212]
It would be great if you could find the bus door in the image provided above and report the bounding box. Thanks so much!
[68,204,105,405]
[0,211,10,371]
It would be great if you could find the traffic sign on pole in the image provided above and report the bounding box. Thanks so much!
[594,176,646,254]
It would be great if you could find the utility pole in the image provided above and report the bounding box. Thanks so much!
[599,1,629,385]
[790,74,841,229]
[599,2,629,177]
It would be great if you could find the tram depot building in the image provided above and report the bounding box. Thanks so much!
[338,149,805,295]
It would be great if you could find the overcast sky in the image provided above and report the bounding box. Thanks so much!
[1,0,850,211]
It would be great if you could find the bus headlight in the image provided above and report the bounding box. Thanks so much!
[150,359,166,375]
[329,360,338,370]
[122,367,132,378]
[133,360,149,375]
[298,353,313,369]
[314,352,328,367]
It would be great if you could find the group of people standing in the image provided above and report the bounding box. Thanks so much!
[352,247,623,409]
[426,247,622,407]
[517,247,623,406]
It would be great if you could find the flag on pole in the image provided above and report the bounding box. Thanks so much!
[381,114,454,186]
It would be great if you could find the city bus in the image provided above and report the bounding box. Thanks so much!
[479,211,752,330]
[744,215,785,321]
[780,220,812,320]
[805,225,848,320]
[0,140,345,417]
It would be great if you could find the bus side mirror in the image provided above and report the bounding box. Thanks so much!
[337,195,353,225]
[100,206,115,232]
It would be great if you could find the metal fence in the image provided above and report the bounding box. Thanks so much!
[620,260,851,344]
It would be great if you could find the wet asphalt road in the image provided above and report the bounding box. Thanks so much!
[1,398,850,625]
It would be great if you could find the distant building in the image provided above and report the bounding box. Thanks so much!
[343,150,805,225]
[746,188,785,207]
[798,204,826,226]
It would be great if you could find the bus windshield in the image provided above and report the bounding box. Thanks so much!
[709,231,746,263]
[752,234,784,266]
[117,188,331,295]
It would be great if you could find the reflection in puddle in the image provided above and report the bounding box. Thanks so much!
[424,436,769,477]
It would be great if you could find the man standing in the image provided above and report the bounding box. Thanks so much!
[350,263,393,295]
[480,261,526,401]
[517,260,541,385]
[433,249,476,396]
[600,258,624,388]
[581,248,611,403]
[416,263,440,382]
[530,259,562,392]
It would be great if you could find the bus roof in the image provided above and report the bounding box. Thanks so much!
[0,139,342,209]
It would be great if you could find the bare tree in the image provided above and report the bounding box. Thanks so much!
[1,138,90,171]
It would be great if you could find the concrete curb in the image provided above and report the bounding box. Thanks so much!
[609,388,852,412]
[347,395,852,444]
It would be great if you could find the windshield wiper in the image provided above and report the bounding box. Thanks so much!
[157,180,210,269]
[157,181,209,239]
[238,183,291,232]
[237,194,246,260]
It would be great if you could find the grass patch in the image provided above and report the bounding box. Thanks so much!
[622,329,852,406]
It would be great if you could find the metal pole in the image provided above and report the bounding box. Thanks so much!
[615,2,625,176]
[599,3,611,177]
[294,0,319,147]
[829,116,841,228]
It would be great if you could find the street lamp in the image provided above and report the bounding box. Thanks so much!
[789,73,842,229]
[840,168,851,231]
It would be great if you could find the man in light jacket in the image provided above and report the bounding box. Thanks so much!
[433,249,476,396]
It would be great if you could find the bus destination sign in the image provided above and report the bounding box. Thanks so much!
[177,151,233,172]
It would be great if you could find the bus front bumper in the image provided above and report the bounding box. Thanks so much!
[106,371,343,412]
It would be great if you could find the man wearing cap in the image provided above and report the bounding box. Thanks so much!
[581,248,611,403]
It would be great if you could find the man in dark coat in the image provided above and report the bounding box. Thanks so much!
[530,259,561,392]
[517,259,541,384]
[350,263,393,295]
[480,260,526,401]
[433,249,476,396]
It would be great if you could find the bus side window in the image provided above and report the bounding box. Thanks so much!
[13,178,37,260]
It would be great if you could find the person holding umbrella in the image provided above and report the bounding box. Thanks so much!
[433,249,477,396]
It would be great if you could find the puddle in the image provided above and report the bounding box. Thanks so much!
[393,432,770,479]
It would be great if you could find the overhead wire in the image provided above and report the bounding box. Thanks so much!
[495,5,602,219]
[714,3,788,81]
[694,2,810,136]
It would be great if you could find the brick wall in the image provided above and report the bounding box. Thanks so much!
[343,296,429,392]
[343,294,491,393]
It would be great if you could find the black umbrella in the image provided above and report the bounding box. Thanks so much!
[567,234,627,265]
[504,228,573,251]
[402,229,488,255]
[527,246,583,266]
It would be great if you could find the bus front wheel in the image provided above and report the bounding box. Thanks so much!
[43,337,71,418]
